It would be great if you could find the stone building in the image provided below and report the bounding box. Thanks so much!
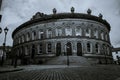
[0,46,12,61]
[112,47,120,64]
[12,7,113,65]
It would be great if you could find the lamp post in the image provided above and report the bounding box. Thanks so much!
[1,27,9,66]
[65,43,70,66]
[0,27,2,34]
[66,45,70,66]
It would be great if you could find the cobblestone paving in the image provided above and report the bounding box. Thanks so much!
[0,66,120,80]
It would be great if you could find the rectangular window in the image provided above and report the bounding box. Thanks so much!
[47,43,52,53]
[65,27,72,36]
[56,28,62,36]
[87,43,91,53]
[38,44,42,54]
[47,29,52,38]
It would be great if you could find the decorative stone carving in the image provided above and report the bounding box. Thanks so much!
[99,13,103,18]
[71,7,75,13]
[31,12,45,20]
[53,8,57,14]
[87,8,92,15]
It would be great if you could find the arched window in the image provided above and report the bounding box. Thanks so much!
[65,27,72,36]
[56,28,62,36]
[38,30,44,39]
[26,33,30,41]
[95,43,99,54]
[86,28,91,37]
[47,43,52,53]
[75,27,82,36]
[32,31,36,40]
[47,29,52,38]
[87,43,91,53]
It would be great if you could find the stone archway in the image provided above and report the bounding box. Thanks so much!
[56,43,61,56]
[77,43,82,56]
[66,42,72,55]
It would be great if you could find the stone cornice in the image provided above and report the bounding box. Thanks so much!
[12,13,111,38]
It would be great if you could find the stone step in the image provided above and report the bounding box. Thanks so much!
[44,56,91,66]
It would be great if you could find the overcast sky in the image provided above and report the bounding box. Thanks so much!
[0,0,120,47]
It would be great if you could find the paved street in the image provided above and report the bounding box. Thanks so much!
[0,65,120,80]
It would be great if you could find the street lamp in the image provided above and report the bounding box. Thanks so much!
[66,45,70,66]
[1,27,9,66]
[0,27,2,34]
[65,43,70,66]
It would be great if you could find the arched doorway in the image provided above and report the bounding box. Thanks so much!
[77,43,82,56]
[56,43,61,56]
[31,45,35,59]
[66,42,72,55]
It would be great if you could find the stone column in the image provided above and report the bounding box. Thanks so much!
[72,27,75,36]
[103,32,105,40]
[61,42,66,55]
[98,30,101,39]
[82,28,85,37]
[62,28,65,36]
[108,34,110,42]
[52,41,56,54]
[72,41,77,56]
[29,30,32,41]
[91,28,94,38]
[36,29,39,40]
[42,41,46,54]
[43,29,47,39]
[52,28,56,38]
[82,41,86,54]
[92,42,95,54]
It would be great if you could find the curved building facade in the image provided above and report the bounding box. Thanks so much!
[12,8,113,64]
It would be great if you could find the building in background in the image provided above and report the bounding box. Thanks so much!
[112,47,120,64]
[12,7,113,65]
[0,46,12,62]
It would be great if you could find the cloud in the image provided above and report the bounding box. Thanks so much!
[0,0,120,47]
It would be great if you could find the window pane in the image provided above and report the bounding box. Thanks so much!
[39,30,44,39]
[65,27,72,36]
[75,27,81,36]
[48,43,52,53]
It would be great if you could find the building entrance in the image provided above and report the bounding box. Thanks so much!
[66,42,72,55]
[56,43,61,56]
[77,43,82,56]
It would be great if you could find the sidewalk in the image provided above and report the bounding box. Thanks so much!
[0,65,23,73]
